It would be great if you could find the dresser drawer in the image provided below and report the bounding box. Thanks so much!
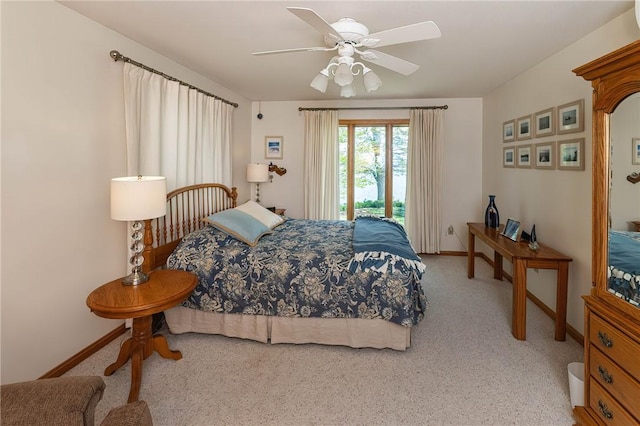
[590,379,639,425]
[590,346,640,421]
[590,314,640,379]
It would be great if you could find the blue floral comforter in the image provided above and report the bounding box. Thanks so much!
[166,219,427,327]
[608,229,640,306]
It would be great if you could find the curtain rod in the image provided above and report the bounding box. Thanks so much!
[109,50,238,108]
[298,105,448,111]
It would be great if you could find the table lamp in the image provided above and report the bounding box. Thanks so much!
[246,163,269,203]
[111,175,167,285]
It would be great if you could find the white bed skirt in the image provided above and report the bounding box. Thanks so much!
[164,306,412,351]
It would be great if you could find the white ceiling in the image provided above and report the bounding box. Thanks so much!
[59,1,634,102]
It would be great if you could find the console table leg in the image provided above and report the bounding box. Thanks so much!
[494,252,503,280]
[512,260,527,340]
[555,263,569,341]
[467,231,475,279]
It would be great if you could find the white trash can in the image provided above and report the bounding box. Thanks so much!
[568,362,584,407]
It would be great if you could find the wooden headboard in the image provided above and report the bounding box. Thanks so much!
[142,183,237,272]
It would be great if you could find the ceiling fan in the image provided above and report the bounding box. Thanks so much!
[252,7,441,97]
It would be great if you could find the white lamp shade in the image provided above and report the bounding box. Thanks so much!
[247,163,269,183]
[363,69,382,92]
[310,72,329,93]
[110,176,167,221]
[340,84,356,98]
[333,63,354,87]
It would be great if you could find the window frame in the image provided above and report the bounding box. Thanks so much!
[339,119,409,220]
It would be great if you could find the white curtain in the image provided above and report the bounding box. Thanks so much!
[123,63,233,191]
[303,110,339,219]
[405,108,444,254]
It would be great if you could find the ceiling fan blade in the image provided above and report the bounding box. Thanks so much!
[286,7,343,42]
[365,21,441,48]
[360,50,419,76]
[253,46,333,56]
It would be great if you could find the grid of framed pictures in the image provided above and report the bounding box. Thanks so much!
[502,99,585,171]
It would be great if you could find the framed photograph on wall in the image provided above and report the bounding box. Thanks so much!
[503,120,515,142]
[265,136,283,159]
[633,138,640,165]
[533,107,555,137]
[516,115,532,140]
[517,145,532,168]
[558,138,585,170]
[557,99,585,135]
[503,147,515,168]
[534,141,556,169]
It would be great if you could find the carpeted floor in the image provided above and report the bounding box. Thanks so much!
[66,255,583,425]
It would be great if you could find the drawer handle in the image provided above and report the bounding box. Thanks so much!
[598,331,613,348]
[598,400,613,420]
[597,366,614,384]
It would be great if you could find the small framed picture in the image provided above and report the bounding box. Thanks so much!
[633,138,640,165]
[503,120,515,143]
[533,107,555,137]
[557,99,585,135]
[265,136,283,159]
[501,218,521,241]
[558,138,585,171]
[516,115,532,140]
[503,147,516,168]
[534,141,556,169]
[517,145,532,168]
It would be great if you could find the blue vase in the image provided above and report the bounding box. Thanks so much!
[484,195,500,228]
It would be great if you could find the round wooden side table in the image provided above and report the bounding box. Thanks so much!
[87,269,197,403]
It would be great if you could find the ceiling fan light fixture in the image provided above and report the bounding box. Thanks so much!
[310,69,330,93]
[340,84,356,98]
[333,62,354,87]
[363,68,382,92]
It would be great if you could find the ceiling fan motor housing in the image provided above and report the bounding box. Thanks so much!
[325,17,369,45]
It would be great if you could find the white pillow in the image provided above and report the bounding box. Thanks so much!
[235,200,285,229]
[204,209,272,246]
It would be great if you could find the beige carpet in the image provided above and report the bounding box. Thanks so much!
[66,255,583,425]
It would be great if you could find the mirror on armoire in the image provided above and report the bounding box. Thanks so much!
[607,93,640,307]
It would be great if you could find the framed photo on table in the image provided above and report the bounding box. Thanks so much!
[265,136,283,159]
[501,218,521,241]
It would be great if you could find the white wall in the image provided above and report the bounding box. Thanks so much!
[250,98,483,252]
[0,1,251,384]
[482,9,640,335]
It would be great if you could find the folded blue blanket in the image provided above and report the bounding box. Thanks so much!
[348,216,426,275]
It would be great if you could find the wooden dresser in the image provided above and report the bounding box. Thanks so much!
[573,40,640,425]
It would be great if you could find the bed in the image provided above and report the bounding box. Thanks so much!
[142,183,427,350]
[607,229,640,306]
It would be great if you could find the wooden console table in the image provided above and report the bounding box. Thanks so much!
[467,222,572,341]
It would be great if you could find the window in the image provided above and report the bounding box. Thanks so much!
[339,120,409,223]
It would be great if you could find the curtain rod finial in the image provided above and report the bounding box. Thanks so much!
[110,50,122,61]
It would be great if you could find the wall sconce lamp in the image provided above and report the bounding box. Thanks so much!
[247,163,269,202]
[110,176,167,285]
[268,162,287,182]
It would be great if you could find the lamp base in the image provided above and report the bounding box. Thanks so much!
[121,270,149,286]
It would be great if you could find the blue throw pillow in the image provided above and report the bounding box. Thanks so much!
[204,209,272,246]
